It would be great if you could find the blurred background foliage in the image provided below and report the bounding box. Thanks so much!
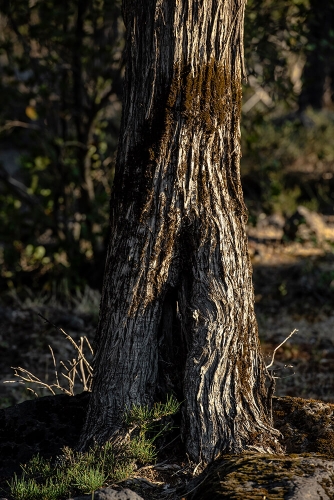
[0,0,333,297]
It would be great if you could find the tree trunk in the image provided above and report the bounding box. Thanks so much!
[298,0,334,111]
[79,0,282,463]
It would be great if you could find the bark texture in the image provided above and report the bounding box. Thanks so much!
[79,0,282,462]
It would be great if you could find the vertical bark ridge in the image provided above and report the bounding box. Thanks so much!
[79,0,282,460]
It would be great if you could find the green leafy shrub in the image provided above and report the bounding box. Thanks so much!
[0,0,124,294]
[241,109,334,218]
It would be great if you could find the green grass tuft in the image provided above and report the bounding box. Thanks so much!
[7,396,180,500]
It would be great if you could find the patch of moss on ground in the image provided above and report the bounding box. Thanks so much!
[273,396,334,457]
[189,453,334,500]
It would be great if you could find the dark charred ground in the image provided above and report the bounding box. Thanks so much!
[250,214,334,403]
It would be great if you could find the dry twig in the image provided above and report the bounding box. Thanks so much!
[4,312,94,396]
[266,328,298,370]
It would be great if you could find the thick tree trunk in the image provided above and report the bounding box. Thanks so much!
[79,0,282,462]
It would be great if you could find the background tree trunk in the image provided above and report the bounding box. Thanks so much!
[298,0,334,111]
[79,0,282,462]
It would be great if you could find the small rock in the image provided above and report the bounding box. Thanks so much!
[284,206,327,242]
[70,487,144,499]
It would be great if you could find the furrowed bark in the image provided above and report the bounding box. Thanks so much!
[79,0,282,462]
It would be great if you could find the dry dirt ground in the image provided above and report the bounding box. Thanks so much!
[249,211,334,403]
[0,209,334,407]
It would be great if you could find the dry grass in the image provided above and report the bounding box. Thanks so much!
[4,313,93,396]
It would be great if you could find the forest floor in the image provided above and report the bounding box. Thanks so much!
[249,211,334,403]
[1,209,334,407]
[1,209,334,499]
